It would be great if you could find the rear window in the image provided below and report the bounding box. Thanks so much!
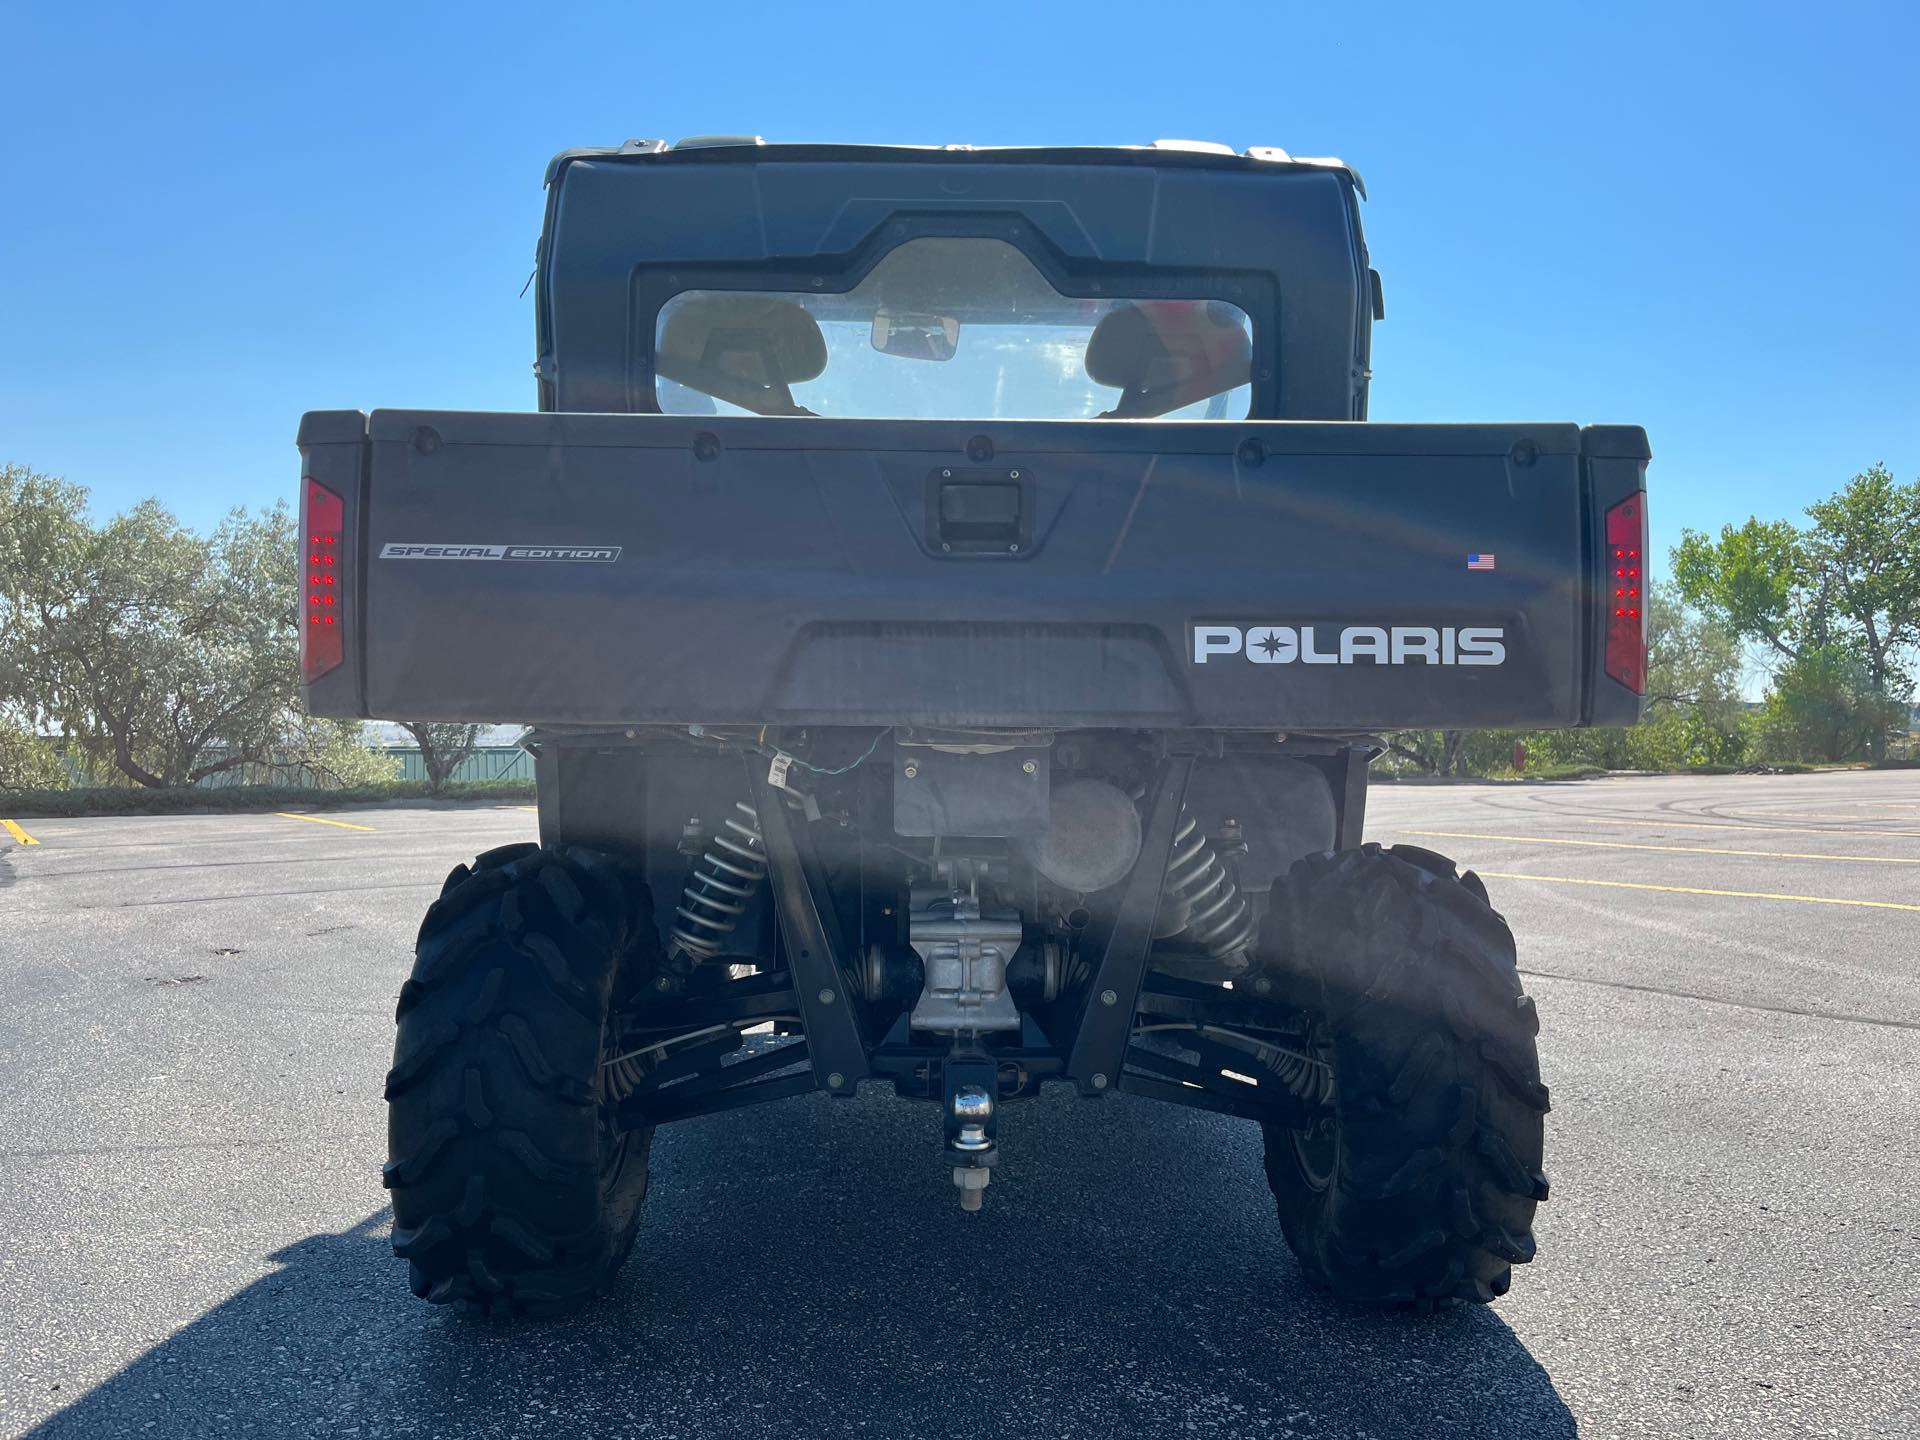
[653,237,1253,421]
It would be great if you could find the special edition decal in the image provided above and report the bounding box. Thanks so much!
[379,543,622,563]
[1192,624,1507,667]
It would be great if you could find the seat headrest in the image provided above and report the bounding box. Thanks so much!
[658,295,828,388]
[1085,301,1252,417]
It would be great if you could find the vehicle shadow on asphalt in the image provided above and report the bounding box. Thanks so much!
[27,1088,1575,1440]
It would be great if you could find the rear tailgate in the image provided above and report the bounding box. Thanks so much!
[297,411,1647,731]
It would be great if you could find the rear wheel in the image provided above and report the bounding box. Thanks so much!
[1257,843,1550,1306]
[384,842,661,1316]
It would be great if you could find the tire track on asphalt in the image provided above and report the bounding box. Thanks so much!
[1404,828,1920,865]
[1520,968,1920,1033]
[73,880,441,910]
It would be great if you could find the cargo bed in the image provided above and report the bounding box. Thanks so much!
[296,410,1648,731]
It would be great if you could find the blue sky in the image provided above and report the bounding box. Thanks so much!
[4,0,1914,576]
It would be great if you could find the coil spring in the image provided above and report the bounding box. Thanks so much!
[669,802,767,963]
[602,1048,648,1104]
[1264,1032,1336,1108]
[1161,812,1256,963]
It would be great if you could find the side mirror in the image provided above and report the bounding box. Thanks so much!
[872,310,960,362]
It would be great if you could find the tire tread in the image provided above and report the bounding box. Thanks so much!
[386,845,659,1317]
[1258,843,1548,1306]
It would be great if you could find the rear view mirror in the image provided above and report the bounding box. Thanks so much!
[872,310,960,362]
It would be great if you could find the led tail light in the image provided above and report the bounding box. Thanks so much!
[302,477,344,682]
[1604,491,1647,694]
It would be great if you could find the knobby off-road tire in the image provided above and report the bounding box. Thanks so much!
[1257,843,1550,1306]
[384,842,662,1315]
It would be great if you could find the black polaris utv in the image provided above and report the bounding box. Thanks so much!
[298,137,1648,1315]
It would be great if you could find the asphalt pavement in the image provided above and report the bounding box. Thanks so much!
[1,772,1916,1439]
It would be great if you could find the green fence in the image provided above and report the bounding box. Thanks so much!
[55,744,534,789]
[385,746,534,783]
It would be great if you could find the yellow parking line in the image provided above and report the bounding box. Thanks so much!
[1478,871,1920,913]
[274,811,376,832]
[1403,829,1920,865]
[2,818,41,846]
[1564,816,1920,840]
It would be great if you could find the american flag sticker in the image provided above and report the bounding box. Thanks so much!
[1467,553,1496,571]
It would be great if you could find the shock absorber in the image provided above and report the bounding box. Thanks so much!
[668,802,767,963]
[1159,812,1255,969]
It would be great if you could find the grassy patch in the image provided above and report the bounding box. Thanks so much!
[1486,763,1608,782]
[1524,763,1609,781]
[0,778,534,818]
[1374,763,1609,783]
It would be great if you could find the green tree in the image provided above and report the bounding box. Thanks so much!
[1752,647,1906,764]
[1645,583,1744,714]
[1381,729,1488,776]
[1675,465,1917,762]
[0,464,301,786]
[1672,516,1823,663]
[399,722,484,792]
[1803,463,1920,698]
[1630,582,1749,767]
[266,713,402,788]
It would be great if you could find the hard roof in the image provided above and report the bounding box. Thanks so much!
[543,137,1364,198]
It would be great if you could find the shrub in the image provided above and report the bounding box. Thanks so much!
[0,717,67,792]
[1,778,534,818]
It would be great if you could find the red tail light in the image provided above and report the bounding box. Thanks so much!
[301,477,344,683]
[1604,491,1647,694]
